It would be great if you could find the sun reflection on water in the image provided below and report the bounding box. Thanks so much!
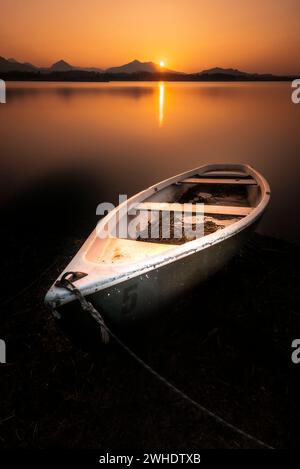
[158,81,165,127]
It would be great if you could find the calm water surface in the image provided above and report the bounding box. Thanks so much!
[1,81,300,243]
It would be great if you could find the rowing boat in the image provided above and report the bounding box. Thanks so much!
[45,164,270,338]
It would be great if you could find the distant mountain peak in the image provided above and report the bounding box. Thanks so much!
[47,59,103,73]
[54,59,69,65]
[50,59,73,71]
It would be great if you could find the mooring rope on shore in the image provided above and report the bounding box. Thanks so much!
[56,273,274,450]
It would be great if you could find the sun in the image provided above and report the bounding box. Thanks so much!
[159,60,165,67]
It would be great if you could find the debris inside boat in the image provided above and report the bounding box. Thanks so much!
[136,182,248,244]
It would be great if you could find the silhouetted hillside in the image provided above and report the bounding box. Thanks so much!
[106,59,181,74]
[0,56,37,73]
[48,59,104,73]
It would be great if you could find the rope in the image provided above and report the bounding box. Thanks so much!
[55,274,274,450]
[55,273,109,344]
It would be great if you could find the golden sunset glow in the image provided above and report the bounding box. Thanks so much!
[0,0,299,74]
[159,61,165,68]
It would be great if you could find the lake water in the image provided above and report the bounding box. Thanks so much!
[1,81,300,243]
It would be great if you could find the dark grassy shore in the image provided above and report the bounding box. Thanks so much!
[0,176,299,449]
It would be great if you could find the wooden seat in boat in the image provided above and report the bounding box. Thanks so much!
[180,177,257,185]
[134,202,252,217]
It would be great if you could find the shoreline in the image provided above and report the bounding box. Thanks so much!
[2,77,295,83]
[0,232,299,448]
[1,70,296,84]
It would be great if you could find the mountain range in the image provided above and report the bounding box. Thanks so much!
[0,57,105,73]
[0,56,179,74]
[0,56,293,80]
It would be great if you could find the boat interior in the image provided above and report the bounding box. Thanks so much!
[85,168,262,265]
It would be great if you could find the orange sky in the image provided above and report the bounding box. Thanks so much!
[1,0,299,74]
